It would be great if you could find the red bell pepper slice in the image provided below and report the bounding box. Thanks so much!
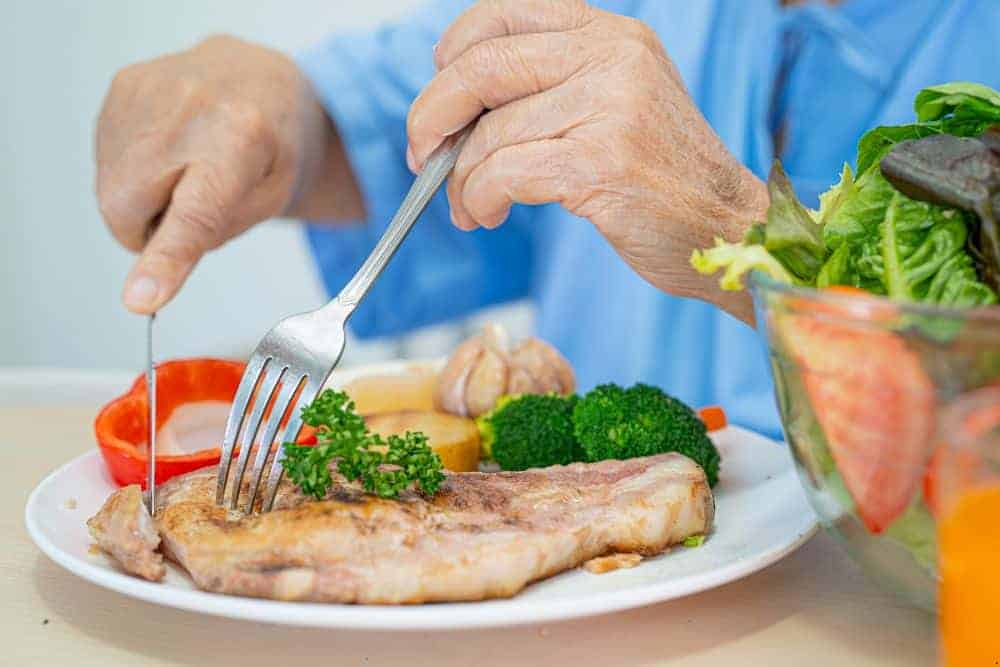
[95,358,247,488]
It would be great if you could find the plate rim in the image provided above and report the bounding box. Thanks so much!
[26,443,818,630]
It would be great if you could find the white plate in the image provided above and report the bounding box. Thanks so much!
[25,361,817,630]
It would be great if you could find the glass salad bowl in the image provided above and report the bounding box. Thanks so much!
[749,273,1000,611]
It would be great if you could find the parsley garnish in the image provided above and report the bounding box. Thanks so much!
[281,390,445,499]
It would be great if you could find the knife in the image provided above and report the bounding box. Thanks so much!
[146,312,157,514]
[142,217,161,515]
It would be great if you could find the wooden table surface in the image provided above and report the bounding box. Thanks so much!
[3,402,939,666]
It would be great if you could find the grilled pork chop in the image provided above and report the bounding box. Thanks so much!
[87,484,165,581]
[89,453,714,603]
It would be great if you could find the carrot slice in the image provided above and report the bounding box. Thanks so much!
[698,405,728,432]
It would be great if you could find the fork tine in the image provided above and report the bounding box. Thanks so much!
[261,379,322,512]
[243,374,304,512]
[215,355,268,505]
[227,364,285,510]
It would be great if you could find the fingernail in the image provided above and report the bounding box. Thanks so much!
[406,145,418,173]
[124,275,159,311]
[484,209,510,230]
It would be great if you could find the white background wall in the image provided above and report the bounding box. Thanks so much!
[3,1,531,372]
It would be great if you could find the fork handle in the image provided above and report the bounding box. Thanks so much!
[331,127,473,314]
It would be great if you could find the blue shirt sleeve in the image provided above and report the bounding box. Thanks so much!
[296,1,535,339]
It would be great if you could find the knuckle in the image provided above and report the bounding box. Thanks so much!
[198,34,237,49]
[459,41,498,81]
[109,64,140,93]
[616,36,655,67]
[455,42,515,107]
[174,75,205,109]
[172,174,232,246]
[618,16,659,50]
[170,205,223,253]
[465,113,501,163]
[152,238,202,268]
[225,102,274,154]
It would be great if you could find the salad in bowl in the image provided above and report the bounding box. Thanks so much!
[693,81,1000,609]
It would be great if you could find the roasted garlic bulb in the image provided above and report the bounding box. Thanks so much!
[434,324,575,417]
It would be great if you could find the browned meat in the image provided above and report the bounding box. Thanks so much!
[90,454,714,603]
[87,484,165,581]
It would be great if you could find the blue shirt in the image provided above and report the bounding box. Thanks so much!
[298,0,1000,437]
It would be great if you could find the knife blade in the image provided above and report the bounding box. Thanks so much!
[141,216,162,514]
[146,312,157,514]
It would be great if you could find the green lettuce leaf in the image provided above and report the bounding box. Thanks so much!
[815,164,855,224]
[824,167,996,306]
[856,82,1000,175]
[914,82,1000,122]
[763,162,827,281]
[692,81,1000,306]
[823,165,898,250]
[856,120,994,179]
[815,243,853,288]
[690,237,799,290]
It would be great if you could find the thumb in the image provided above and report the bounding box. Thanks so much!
[121,165,228,313]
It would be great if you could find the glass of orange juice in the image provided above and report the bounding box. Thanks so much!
[937,386,1000,666]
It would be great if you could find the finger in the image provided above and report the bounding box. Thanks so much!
[460,139,584,229]
[445,173,478,231]
[447,82,594,228]
[435,0,592,70]
[121,161,249,313]
[407,31,589,169]
[97,158,185,252]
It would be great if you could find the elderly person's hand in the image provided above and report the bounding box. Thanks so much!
[95,36,361,314]
[407,0,769,321]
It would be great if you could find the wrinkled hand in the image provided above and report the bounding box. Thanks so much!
[407,0,769,317]
[96,36,334,313]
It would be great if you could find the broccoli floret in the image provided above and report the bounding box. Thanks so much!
[477,394,579,471]
[572,383,720,486]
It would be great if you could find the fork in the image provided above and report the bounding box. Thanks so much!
[216,127,472,513]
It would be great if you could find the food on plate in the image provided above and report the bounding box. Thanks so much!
[691,82,999,307]
[478,393,579,471]
[344,366,438,415]
[94,358,246,487]
[434,324,575,417]
[88,334,726,601]
[696,405,728,432]
[475,385,722,485]
[87,484,164,581]
[89,452,714,600]
[365,410,481,473]
[573,384,721,487]
[281,390,445,500]
[582,553,643,574]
